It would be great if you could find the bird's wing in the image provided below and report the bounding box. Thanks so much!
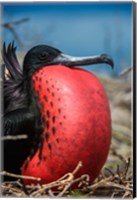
[2,42,37,136]
[2,42,23,80]
[2,42,27,113]
[4,108,35,136]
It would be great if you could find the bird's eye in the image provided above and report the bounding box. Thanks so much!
[39,51,48,60]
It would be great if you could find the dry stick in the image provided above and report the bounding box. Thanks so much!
[31,161,83,197]
[123,191,131,198]
[30,177,67,197]
[88,177,113,191]
[120,67,132,77]
[88,177,132,192]
[111,191,117,198]
[73,174,90,188]
[122,184,131,198]
[56,173,73,184]
[0,171,41,182]
[31,174,89,198]
[30,179,64,197]
[105,182,132,192]
[0,134,28,140]
[111,148,126,163]
[124,157,131,179]
[115,164,124,184]
[116,164,121,178]
[57,161,83,197]
[57,181,71,197]
[57,162,83,188]
[48,189,56,198]
[1,184,27,197]
[78,174,90,186]
[105,167,115,176]
[72,161,83,175]
[57,175,73,198]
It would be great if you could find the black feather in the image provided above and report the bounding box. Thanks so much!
[2,42,22,80]
[1,42,43,179]
[2,42,27,113]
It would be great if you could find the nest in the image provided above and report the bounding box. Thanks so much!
[0,148,132,198]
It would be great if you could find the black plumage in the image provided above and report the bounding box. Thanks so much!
[2,42,42,178]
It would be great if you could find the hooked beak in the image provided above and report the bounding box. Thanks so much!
[51,53,114,69]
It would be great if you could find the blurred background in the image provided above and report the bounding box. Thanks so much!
[1,2,133,76]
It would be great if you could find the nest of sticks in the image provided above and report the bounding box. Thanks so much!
[0,148,132,198]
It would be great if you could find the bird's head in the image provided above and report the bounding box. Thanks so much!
[23,45,114,76]
[23,45,61,75]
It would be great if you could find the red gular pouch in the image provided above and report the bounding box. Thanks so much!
[21,64,112,185]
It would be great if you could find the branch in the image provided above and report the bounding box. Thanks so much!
[0,134,28,141]
[0,171,41,182]
[1,18,30,48]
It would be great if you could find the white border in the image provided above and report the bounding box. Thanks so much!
[0,1,135,199]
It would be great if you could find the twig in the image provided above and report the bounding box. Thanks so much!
[124,157,131,179]
[88,177,113,190]
[105,167,115,176]
[111,148,126,163]
[2,18,30,48]
[116,164,120,178]
[57,161,83,197]
[88,177,132,192]
[74,174,90,188]
[47,189,56,197]
[72,161,83,175]
[0,171,41,182]
[57,181,71,197]
[120,67,132,77]
[105,182,132,192]
[0,134,28,140]
[30,161,83,197]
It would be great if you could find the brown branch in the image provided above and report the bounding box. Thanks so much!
[120,67,132,77]
[2,18,30,48]
[119,67,133,76]
[124,157,131,179]
[0,171,41,182]
[72,161,83,175]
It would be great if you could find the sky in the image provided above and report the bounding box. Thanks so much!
[1,2,133,76]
